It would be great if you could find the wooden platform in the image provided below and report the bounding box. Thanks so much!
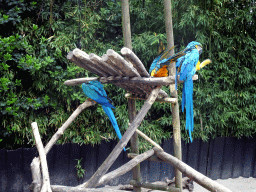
[66,47,198,101]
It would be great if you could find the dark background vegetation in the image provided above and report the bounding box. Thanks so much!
[0,0,255,150]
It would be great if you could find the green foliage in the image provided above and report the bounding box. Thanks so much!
[173,0,256,141]
[75,158,85,179]
[1,0,256,150]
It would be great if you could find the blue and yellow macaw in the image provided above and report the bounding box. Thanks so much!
[149,46,186,77]
[175,41,203,142]
[82,80,125,151]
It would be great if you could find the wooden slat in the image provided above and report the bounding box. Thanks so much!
[121,47,150,77]
[107,49,141,77]
[102,54,125,76]
[72,49,108,77]
[67,51,103,77]
[89,53,119,76]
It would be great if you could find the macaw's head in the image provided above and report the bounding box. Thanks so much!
[184,41,203,55]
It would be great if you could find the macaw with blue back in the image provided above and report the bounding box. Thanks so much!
[175,41,204,142]
[82,80,125,151]
[149,41,211,142]
[149,46,186,77]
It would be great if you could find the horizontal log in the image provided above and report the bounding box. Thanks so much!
[64,75,198,86]
[125,93,177,103]
[130,180,181,192]
[64,76,170,97]
[64,77,99,86]
[153,147,232,192]
[107,49,141,77]
[121,47,150,77]
[97,149,154,187]
[50,185,125,192]
[127,153,164,162]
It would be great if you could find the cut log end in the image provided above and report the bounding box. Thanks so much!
[67,51,74,60]
[121,47,132,55]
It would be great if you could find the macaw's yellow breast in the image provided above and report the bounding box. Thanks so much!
[153,65,169,77]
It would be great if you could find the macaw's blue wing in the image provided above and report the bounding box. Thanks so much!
[149,46,185,77]
[82,82,114,108]
[175,41,202,142]
[82,81,125,151]
[175,56,186,90]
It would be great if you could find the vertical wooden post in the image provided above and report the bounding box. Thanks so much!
[121,1,141,191]
[163,0,183,191]
[121,0,132,50]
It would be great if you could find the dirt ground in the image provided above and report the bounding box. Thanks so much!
[193,177,256,192]
[100,177,256,191]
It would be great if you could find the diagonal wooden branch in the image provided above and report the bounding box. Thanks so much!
[154,147,232,192]
[135,129,163,151]
[127,153,164,162]
[31,122,52,192]
[81,86,161,188]
[44,100,96,154]
[96,149,154,187]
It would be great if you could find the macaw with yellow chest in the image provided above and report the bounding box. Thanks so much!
[175,41,211,142]
[149,41,211,142]
[82,80,125,151]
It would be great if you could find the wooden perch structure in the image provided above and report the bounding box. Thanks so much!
[97,149,154,187]
[81,87,162,188]
[67,47,190,97]
[30,100,96,192]
[31,122,52,192]
[154,147,232,192]
[130,180,181,192]
[29,46,230,192]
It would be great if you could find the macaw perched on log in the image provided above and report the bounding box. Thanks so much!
[82,80,125,151]
[149,46,186,77]
[175,41,204,142]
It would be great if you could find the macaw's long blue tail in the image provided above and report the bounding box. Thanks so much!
[182,78,194,142]
[102,105,126,151]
